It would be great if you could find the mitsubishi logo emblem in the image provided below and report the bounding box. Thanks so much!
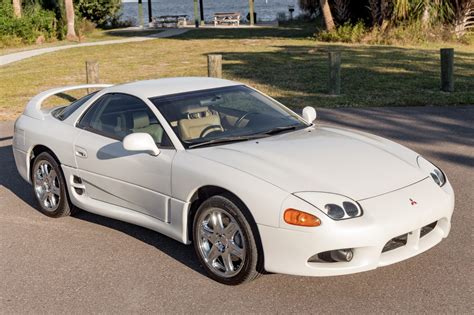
[410,198,417,206]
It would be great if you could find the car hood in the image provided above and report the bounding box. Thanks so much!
[190,126,427,201]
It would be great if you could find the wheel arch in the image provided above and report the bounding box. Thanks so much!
[187,185,265,271]
[29,144,61,182]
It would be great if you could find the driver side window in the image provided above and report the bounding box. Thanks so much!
[78,93,172,148]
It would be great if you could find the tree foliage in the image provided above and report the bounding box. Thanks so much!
[0,0,56,44]
[298,0,320,18]
[75,0,122,27]
[298,0,473,34]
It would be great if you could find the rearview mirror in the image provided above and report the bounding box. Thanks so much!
[123,133,160,156]
[302,106,317,123]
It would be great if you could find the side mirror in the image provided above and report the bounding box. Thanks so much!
[123,133,160,156]
[302,106,317,123]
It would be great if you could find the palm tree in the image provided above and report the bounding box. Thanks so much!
[453,0,474,35]
[319,0,335,30]
[368,0,382,26]
[13,0,22,18]
[65,0,78,41]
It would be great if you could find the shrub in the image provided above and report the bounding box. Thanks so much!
[0,1,57,45]
[317,21,367,43]
[276,12,287,23]
[315,19,465,46]
[104,13,133,29]
[75,0,122,27]
[76,17,96,39]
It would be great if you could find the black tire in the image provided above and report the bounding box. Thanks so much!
[193,194,263,285]
[31,152,75,218]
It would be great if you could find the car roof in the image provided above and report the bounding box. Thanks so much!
[104,77,242,99]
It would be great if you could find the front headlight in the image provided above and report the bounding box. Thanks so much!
[417,156,446,187]
[293,192,363,220]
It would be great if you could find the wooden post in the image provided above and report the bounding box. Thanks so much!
[194,0,200,28]
[208,54,222,78]
[86,61,99,93]
[249,0,255,26]
[328,51,341,95]
[147,0,153,24]
[138,0,144,28]
[440,48,454,92]
[199,0,205,25]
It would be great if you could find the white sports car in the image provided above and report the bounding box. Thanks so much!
[13,77,454,285]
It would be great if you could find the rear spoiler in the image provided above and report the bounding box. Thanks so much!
[24,84,113,120]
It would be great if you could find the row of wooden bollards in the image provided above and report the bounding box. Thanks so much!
[205,49,456,94]
[85,48,456,95]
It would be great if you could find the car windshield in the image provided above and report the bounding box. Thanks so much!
[150,85,308,148]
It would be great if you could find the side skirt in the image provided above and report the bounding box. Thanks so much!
[62,165,191,244]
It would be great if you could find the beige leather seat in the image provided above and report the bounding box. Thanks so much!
[131,111,163,144]
[178,107,223,141]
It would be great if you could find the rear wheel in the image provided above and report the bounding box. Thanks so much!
[193,194,262,285]
[32,152,74,218]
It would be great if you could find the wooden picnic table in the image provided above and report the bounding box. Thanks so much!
[213,12,240,26]
[152,15,188,28]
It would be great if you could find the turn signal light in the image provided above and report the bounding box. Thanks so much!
[284,209,321,227]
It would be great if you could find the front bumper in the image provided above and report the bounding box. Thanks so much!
[259,178,454,277]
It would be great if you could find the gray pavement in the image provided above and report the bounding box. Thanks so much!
[0,29,188,67]
[0,106,473,313]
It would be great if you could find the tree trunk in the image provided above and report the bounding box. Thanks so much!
[65,0,78,41]
[421,0,430,28]
[380,0,393,30]
[13,0,22,18]
[319,0,335,31]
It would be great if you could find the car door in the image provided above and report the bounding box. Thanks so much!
[73,93,175,222]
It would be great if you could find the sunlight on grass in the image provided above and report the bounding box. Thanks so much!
[0,28,473,120]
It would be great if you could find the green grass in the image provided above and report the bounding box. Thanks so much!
[0,26,473,120]
[0,28,163,56]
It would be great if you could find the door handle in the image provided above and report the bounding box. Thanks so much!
[75,147,88,158]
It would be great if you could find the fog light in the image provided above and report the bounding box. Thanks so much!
[308,248,354,263]
[330,249,353,262]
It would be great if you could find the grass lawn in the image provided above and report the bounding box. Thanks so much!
[0,28,163,56]
[0,26,473,120]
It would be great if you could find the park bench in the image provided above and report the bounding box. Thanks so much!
[152,15,188,28]
[213,12,240,26]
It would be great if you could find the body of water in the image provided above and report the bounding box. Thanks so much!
[121,0,302,25]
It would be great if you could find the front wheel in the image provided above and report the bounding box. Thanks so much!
[193,194,263,285]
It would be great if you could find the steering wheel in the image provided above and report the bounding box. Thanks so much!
[200,125,224,138]
[235,112,259,128]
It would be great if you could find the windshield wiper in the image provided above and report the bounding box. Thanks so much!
[188,134,264,149]
[260,124,303,136]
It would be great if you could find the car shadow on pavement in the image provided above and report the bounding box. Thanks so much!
[0,143,205,276]
[73,210,205,275]
[0,144,37,208]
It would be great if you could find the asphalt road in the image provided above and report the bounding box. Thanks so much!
[1,106,473,314]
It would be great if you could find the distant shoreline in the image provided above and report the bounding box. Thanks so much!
[120,0,301,25]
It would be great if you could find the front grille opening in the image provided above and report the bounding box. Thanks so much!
[420,221,437,238]
[382,233,408,253]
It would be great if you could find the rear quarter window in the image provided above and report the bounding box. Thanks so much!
[53,92,98,121]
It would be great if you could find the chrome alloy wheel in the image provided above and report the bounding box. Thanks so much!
[196,208,246,278]
[33,160,61,211]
